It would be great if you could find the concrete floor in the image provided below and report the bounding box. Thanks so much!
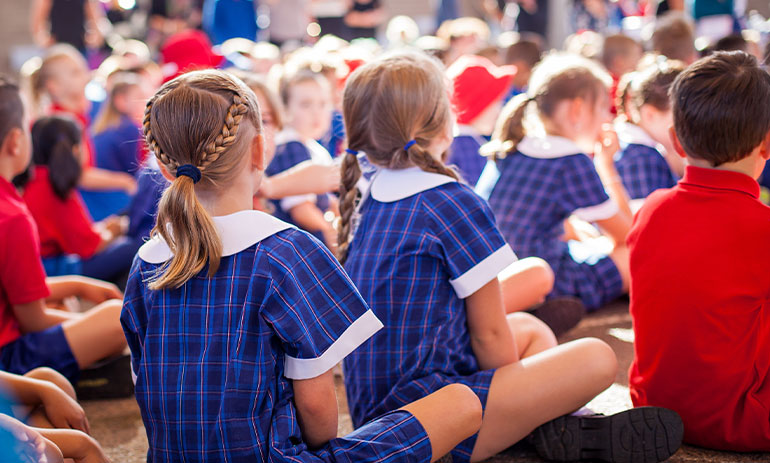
[82,300,770,462]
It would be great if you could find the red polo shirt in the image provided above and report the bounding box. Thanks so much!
[628,165,770,451]
[0,177,50,347]
[22,166,101,259]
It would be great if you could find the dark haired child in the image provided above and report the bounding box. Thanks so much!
[503,37,543,101]
[447,55,516,186]
[477,53,633,312]
[614,59,684,211]
[628,51,770,451]
[0,76,126,384]
[17,116,139,284]
[124,69,483,463]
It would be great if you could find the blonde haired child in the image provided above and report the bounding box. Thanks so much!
[339,52,683,463]
[477,52,632,311]
[122,69,482,462]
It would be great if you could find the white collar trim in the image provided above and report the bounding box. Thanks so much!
[615,122,658,148]
[517,135,584,159]
[138,210,293,264]
[370,167,456,202]
[274,127,302,146]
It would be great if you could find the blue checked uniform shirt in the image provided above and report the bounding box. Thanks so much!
[615,143,677,200]
[121,211,386,462]
[343,167,516,462]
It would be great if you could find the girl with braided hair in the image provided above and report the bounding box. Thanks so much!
[340,52,683,463]
[121,69,483,463]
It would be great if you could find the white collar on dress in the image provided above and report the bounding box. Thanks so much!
[137,210,293,264]
[517,135,584,159]
[615,121,658,149]
[274,127,302,146]
[370,166,457,202]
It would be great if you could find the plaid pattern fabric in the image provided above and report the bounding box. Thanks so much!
[480,151,622,309]
[266,141,331,226]
[615,143,677,200]
[122,228,405,463]
[448,135,486,187]
[343,181,509,462]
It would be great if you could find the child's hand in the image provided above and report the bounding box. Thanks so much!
[0,414,54,463]
[40,429,109,463]
[38,383,90,434]
[70,433,109,463]
[594,124,620,169]
[75,277,123,303]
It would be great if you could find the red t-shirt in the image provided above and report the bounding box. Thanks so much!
[0,177,50,347]
[628,165,770,451]
[22,166,101,259]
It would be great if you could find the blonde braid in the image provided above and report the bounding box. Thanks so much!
[336,151,362,264]
[199,94,249,172]
[143,98,178,171]
[406,142,460,181]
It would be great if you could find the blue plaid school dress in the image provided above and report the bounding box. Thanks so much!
[476,135,624,310]
[121,210,431,463]
[343,167,517,462]
[614,122,677,212]
[265,128,333,237]
[447,126,487,186]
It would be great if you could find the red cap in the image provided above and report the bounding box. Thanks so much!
[160,30,224,82]
[447,55,516,125]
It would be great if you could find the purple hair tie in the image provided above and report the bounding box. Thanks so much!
[404,140,417,151]
[176,164,202,184]
[345,148,358,155]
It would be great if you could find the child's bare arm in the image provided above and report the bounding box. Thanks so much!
[595,213,631,248]
[0,372,89,433]
[292,369,338,449]
[46,276,122,304]
[30,0,53,47]
[289,203,337,250]
[260,161,340,199]
[466,279,518,370]
[12,299,80,333]
[36,428,109,463]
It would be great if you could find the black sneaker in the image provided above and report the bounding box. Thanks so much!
[529,297,585,337]
[75,353,134,400]
[530,407,684,463]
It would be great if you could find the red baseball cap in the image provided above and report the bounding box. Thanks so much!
[447,55,516,125]
[160,30,224,82]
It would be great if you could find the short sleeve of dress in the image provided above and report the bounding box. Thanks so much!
[427,183,517,299]
[120,256,148,384]
[0,215,50,304]
[561,154,618,222]
[263,229,382,380]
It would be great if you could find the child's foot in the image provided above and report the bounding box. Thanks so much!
[529,297,585,337]
[529,407,683,463]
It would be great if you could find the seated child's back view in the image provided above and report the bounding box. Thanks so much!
[628,51,770,451]
[122,69,483,462]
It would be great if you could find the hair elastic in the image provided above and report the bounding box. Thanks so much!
[176,164,202,184]
[345,148,358,155]
[404,140,417,151]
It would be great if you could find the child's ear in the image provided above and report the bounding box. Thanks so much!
[760,131,770,161]
[1,127,23,159]
[668,126,687,159]
[251,133,265,171]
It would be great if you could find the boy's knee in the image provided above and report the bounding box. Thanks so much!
[575,338,618,387]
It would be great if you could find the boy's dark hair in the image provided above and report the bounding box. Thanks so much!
[712,34,748,53]
[651,12,695,62]
[671,51,770,166]
[601,34,641,69]
[0,76,24,146]
[505,39,542,68]
[13,116,82,200]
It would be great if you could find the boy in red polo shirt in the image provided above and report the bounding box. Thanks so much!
[0,76,127,382]
[628,51,770,451]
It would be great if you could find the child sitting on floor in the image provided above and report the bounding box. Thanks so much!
[628,50,770,452]
[0,75,127,383]
[339,51,682,463]
[614,58,684,212]
[123,69,483,462]
[266,68,337,249]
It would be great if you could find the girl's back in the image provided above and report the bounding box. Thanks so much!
[344,169,507,425]
[124,211,376,461]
